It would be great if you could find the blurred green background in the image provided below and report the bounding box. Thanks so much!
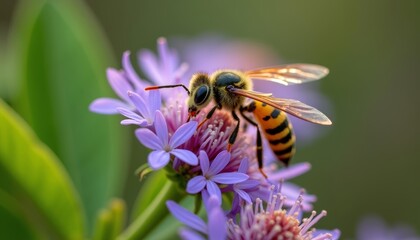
[1,0,419,238]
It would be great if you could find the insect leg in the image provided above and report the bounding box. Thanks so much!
[145,84,190,95]
[227,110,240,152]
[198,105,220,129]
[240,106,268,178]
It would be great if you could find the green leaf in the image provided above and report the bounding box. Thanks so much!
[0,99,84,239]
[0,190,41,240]
[10,0,126,231]
[0,30,17,101]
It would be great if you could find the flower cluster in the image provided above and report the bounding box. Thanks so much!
[168,185,340,240]
[90,37,338,239]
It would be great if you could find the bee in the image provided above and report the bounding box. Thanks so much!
[145,64,332,177]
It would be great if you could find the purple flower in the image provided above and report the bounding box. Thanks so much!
[170,184,339,240]
[227,185,340,240]
[90,38,188,116]
[138,37,189,90]
[232,158,260,204]
[167,196,226,240]
[186,150,249,202]
[265,162,317,210]
[356,215,420,240]
[117,90,161,126]
[135,110,198,170]
[226,158,261,217]
[89,51,146,114]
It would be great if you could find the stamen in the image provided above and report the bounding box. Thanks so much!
[269,194,278,213]
[278,179,284,193]
[266,225,281,239]
[300,211,317,233]
[288,193,302,216]
[278,194,286,210]
[254,201,259,215]
[301,210,327,234]
[267,185,275,210]
[241,204,252,231]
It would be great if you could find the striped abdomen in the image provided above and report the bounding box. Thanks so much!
[248,101,296,166]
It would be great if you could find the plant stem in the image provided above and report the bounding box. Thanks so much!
[117,179,182,240]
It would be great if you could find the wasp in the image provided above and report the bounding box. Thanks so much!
[145,64,332,177]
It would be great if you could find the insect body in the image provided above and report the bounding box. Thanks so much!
[242,101,296,167]
[145,64,332,177]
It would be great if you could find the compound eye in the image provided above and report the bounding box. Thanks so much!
[194,85,210,105]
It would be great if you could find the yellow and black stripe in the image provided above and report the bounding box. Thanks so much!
[246,101,296,166]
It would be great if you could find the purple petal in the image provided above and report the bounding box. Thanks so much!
[211,172,248,184]
[158,38,171,74]
[206,195,221,209]
[330,229,341,240]
[179,228,206,240]
[236,179,260,190]
[127,91,150,120]
[154,111,168,145]
[282,182,317,202]
[117,107,145,125]
[207,151,231,176]
[269,162,311,181]
[135,128,163,150]
[171,149,198,166]
[107,68,132,102]
[199,151,209,175]
[138,50,163,85]
[122,51,145,90]
[234,189,252,203]
[227,194,240,218]
[187,176,206,194]
[201,190,210,210]
[159,37,181,77]
[314,229,341,240]
[248,189,270,204]
[206,181,221,202]
[207,198,227,240]
[121,119,147,126]
[283,198,313,212]
[117,107,141,120]
[166,201,207,234]
[148,90,162,115]
[169,121,198,148]
[174,63,189,84]
[238,158,249,173]
[148,150,170,170]
[89,98,129,114]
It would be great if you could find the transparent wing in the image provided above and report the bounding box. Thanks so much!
[228,86,332,125]
[245,64,329,86]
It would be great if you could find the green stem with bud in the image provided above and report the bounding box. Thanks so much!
[92,199,126,240]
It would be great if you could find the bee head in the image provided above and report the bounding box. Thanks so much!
[188,73,212,117]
